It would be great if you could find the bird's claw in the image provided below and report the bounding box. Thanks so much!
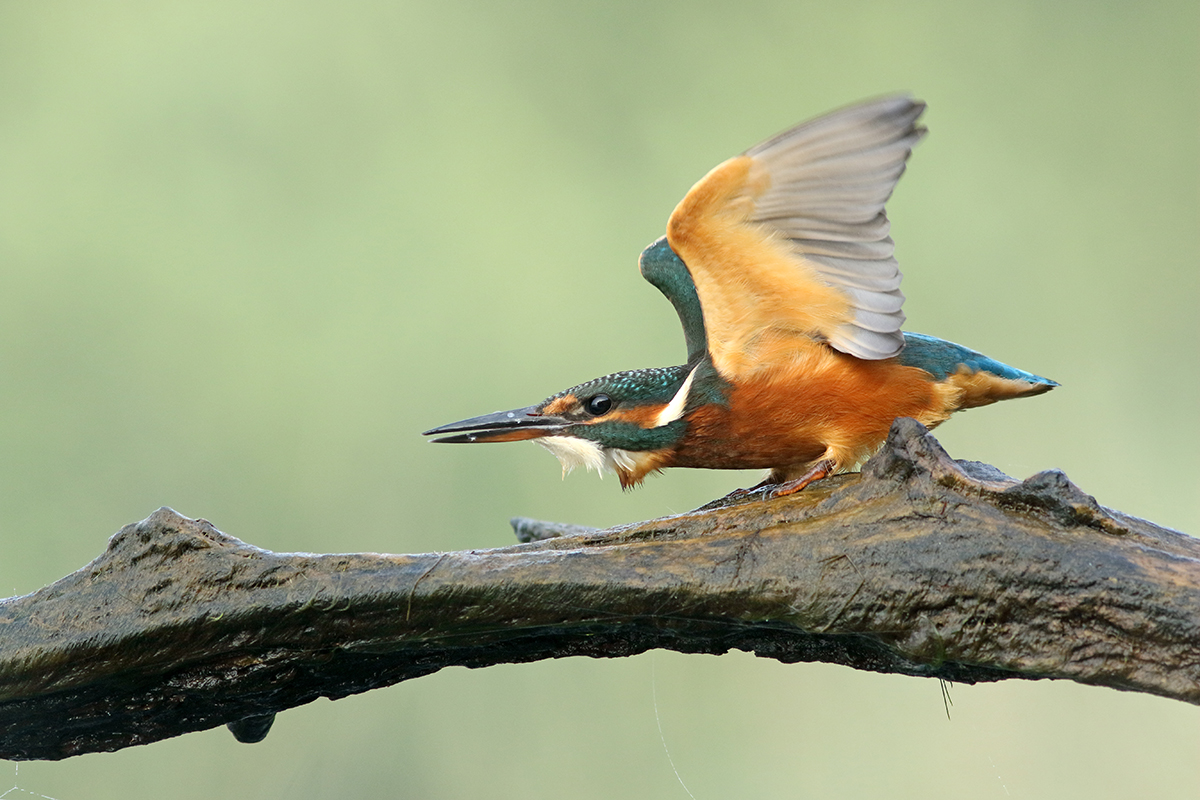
[768,459,837,497]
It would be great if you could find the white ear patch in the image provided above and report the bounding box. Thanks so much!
[653,365,698,428]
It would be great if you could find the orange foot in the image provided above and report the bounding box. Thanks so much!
[770,459,836,497]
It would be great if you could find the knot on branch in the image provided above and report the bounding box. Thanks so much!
[863,417,1026,493]
[511,518,599,543]
[999,471,1128,536]
[862,417,966,487]
[109,507,233,562]
[860,419,1125,537]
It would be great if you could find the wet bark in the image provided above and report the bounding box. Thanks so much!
[1,419,1197,760]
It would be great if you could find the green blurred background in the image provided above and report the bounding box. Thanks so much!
[1,1,1196,798]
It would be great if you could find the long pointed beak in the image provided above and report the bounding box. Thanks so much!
[422,405,571,444]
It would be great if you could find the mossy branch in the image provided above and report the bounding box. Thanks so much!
[2,419,1197,760]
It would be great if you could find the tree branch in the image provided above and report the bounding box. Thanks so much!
[2,419,1197,760]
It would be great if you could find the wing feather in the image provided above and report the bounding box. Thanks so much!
[798,254,901,290]
[665,95,925,378]
[782,238,894,260]
[766,213,892,241]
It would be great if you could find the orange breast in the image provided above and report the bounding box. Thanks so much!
[672,347,954,472]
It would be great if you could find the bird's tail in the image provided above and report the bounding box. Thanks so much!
[899,331,1057,409]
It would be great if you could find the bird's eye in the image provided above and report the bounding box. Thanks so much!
[584,394,613,416]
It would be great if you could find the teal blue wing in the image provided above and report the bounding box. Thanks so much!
[638,236,708,364]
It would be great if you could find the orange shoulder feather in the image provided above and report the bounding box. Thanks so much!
[666,155,851,380]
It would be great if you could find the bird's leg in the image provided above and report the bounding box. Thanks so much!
[722,458,838,500]
[769,458,837,497]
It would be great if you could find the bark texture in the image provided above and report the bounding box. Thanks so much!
[1,419,1197,760]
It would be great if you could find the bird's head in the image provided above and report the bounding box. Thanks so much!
[423,364,707,487]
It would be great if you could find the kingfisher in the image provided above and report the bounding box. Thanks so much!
[423,96,1056,495]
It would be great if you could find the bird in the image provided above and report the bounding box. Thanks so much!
[423,96,1057,496]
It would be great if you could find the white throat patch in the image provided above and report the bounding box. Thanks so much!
[536,436,638,479]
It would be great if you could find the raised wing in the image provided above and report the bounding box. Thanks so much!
[638,236,709,364]
[665,96,926,379]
